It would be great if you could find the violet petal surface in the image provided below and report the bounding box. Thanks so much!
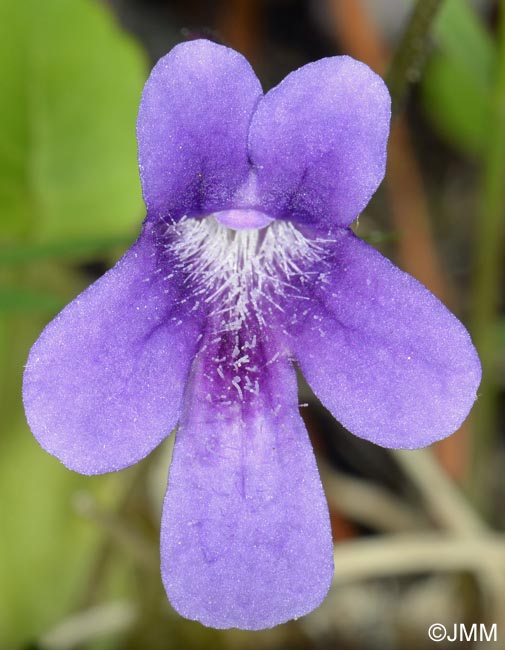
[137,39,262,222]
[287,230,481,448]
[249,55,390,226]
[23,227,201,474]
[22,38,482,632]
[161,337,333,630]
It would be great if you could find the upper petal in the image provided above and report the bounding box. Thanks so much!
[137,39,263,222]
[286,230,481,448]
[248,56,390,227]
[161,330,333,629]
[23,226,202,474]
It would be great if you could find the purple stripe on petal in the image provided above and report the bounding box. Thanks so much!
[23,227,203,475]
[248,56,390,227]
[161,333,333,630]
[137,39,263,223]
[286,230,481,448]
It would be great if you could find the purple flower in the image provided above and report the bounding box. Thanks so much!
[23,39,481,630]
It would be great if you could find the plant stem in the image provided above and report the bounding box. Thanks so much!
[469,2,505,508]
[386,0,444,113]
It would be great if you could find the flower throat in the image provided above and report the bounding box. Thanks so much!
[168,214,325,333]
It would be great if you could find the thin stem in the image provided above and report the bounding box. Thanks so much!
[332,533,505,584]
[386,0,444,113]
[76,459,158,609]
[469,2,505,507]
[329,0,470,479]
[331,532,505,630]
[393,449,485,535]
[39,601,137,650]
[320,461,426,533]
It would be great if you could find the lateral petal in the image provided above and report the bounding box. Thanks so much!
[23,226,202,474]
[287,230,481,448]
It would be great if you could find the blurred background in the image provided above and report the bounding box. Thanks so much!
[1,0,504,648]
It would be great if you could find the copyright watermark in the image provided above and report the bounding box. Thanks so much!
[428,623,497,643]
[428,624,447,642]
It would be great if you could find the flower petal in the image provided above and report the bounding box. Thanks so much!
[248,56,390,227]
[23,227,202,474]
[137,39,263,222]
[287,230,481,448]
[161,347,333,630]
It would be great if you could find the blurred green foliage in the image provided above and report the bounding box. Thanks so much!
[0,0,146,646]
[0,0,145,242]
[422,0,497,156]
[1,0,504,648]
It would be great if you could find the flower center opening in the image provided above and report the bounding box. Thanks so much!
[214,209,274,231]
[167,213,325,333]
[165,212,327,403]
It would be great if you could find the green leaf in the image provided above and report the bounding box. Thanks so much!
[423,54,493,156]
[421,0,498,156]
[0,0,146,243]
[0,236,134,265]
[0,286,65,311]
[433,0,496,85]
[0,308,134,646]
[0,422,123,647]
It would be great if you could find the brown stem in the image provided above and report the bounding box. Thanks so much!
[326,0,468,480]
